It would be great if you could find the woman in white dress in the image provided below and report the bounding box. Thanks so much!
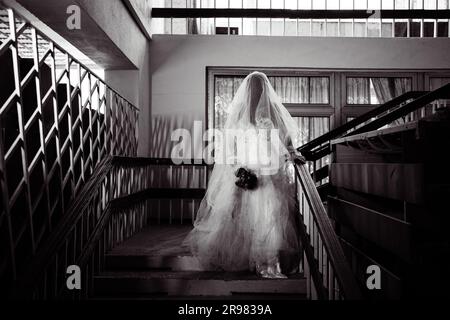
[183,71,305,278]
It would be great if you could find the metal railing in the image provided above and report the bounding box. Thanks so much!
[0,6,139,294]
[12,156,208,299]
[294,161,362,300]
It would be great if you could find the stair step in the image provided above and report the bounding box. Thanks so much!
[106,254,203,271]
[92,293,306,300]
[94,271,306,297]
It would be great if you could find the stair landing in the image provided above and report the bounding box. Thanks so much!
[94,225,306,299]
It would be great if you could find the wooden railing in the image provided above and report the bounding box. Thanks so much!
[298,83,450,186]
[11,156,208,299]
[294,161,362,300]
[0,5,139,296]
[298,91,425,162]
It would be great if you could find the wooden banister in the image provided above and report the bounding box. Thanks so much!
[298,83,449,188]
[299,91,425,157]
[295,161,362,299]
[347,83,450,136]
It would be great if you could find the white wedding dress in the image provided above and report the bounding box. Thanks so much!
[183,71,304,278]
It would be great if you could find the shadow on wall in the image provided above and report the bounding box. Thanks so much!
[150,113,204,159]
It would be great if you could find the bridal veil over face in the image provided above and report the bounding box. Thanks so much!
[183,71,302,277]
[223,71,302,149]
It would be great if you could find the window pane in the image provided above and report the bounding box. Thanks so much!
[424,0,437,9]
[172,0,187,8]
[437,21,449,37]
[368,0,381,9]
[285,20,298,36]
[328,0,340,10]
[229,18,242,35]
[200,18,215,34]
[285,0,298,9]
[310,77,329,104]
[347,77,412,105]
[214,76,244,128]
[347,78,370,104]
[394,0,409,9]
[201,0,214,8]
[298,20,311,36]
[172,18,187,34]
[298,0,312,9]
[381,21,394,37]
[216,18,229,34]
[340,0,354,9]
[151,18,166,34]
[294,117,330,147]
[258,0,270,8]
[354,20,366,37]
[430,77,450,108]
[187,18,200,34]
[229,0,242,8]
[257,18,271,35]
[312,0,326,9]
[430,77,450,90]
[271,0,284,9]
[340,21,353,36]
[411,0,423,9]
[243,0,256,8]
[394,21,408,37]
[327,21,339,36]
[423,21,435,37]
[410,20,421,37]
[216,0,229,8]
[368,21,380,37]
[312,20,326,36]
[382,0,395,9]
[438,0,449,9]
[243,18,256,35]
[294,116,330,182]
[269,77,309,103]
[271,19,284,36]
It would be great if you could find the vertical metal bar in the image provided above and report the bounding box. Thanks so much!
[421,0,425,37]
[9,9,36,253]
[407,0,411,37]
[0,100,16,279]
[31,28,53,235]
[77,63,85,184]
[328,263,334,300]
[87,73,94,174]
[52,53,69,216]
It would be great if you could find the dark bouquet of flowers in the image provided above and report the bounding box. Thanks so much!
[235,167,258,190]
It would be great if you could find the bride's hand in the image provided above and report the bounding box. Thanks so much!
[289,150,306,164]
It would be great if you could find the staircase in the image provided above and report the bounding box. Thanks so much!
[93,225,307,300]
[328,111,450,299]
[299,84,450,299]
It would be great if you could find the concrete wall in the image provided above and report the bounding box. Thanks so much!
[150,35,450,157]
[74,0,152,156]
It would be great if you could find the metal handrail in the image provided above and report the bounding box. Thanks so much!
[294,161,362,300]
[11,156,209,299]
[0,5,139,293]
